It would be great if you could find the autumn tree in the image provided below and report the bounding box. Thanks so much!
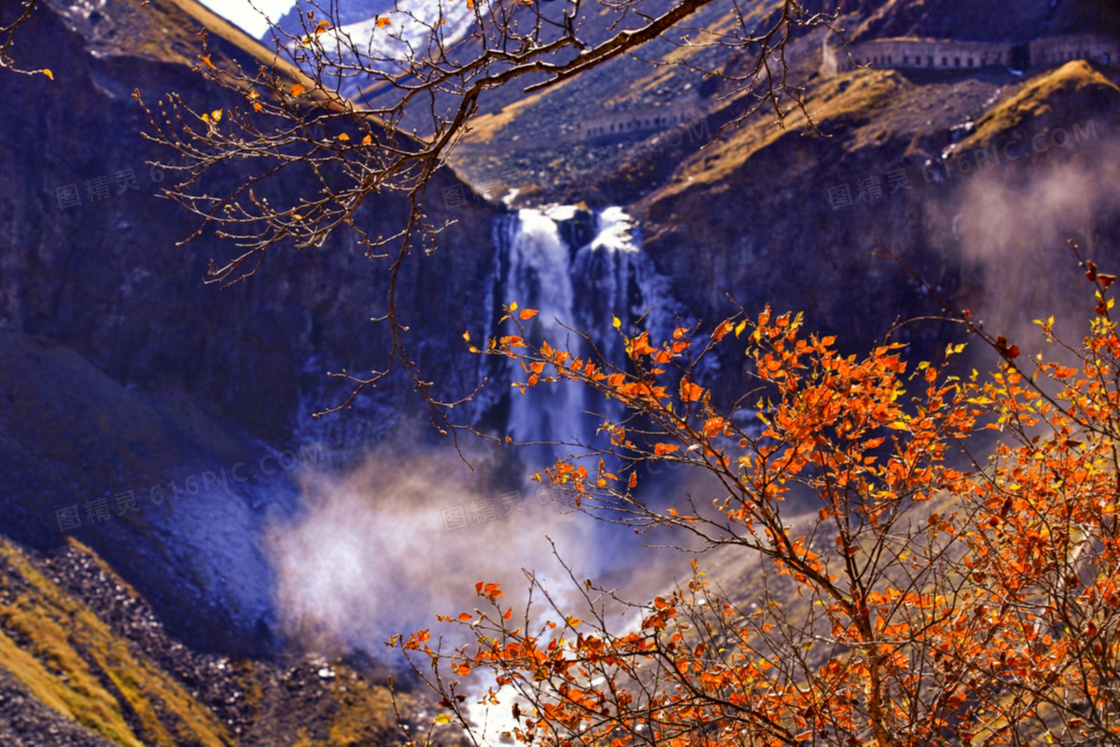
[390,255,1120,746]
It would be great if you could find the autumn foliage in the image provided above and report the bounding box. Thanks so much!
[393,265,1120,746]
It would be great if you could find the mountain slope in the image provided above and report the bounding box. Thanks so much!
[0,532,417,746]
[0,0,500,705]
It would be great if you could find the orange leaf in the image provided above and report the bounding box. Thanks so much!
[520,308,539,320]
[290,83,307,97]
[654,443,680,456]
[503,608,513,621]
[679,379,704,402]
[712,320,734,341]
[362,133,372,145]
[41,68,54,81]
[376,16,391,27]
[458,612,473,622]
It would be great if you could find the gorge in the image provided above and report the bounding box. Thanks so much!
[1,0,1120,743]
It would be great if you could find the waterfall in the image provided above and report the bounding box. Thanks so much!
[484,204,682,473]
[460,208,680,738]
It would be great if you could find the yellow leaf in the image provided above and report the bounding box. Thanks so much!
[509,302,518,312]
[462,330,471,342]
[612,316,621,329]
[337,133,350,141]
[434,713,450,725]
[210,109,223,122]
[734,320,747,338]
[376,15,391,27]
[41,68,54,81]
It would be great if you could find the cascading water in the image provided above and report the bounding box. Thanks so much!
[463,205,684,743]
[501,206,589,453]
[485,204,682,474]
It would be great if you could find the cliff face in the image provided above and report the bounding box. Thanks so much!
[0,0,502,737]
[0,0,501,656]
[0,0,500,448]
[602,62,1120,404]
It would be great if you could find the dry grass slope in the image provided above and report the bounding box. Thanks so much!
[0,540,231,746]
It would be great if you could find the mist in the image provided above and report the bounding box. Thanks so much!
[264,445,683,658]
[949,135,1120,351]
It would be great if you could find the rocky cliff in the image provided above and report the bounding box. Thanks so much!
[0,0,500,724]
[1,0,500,449]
